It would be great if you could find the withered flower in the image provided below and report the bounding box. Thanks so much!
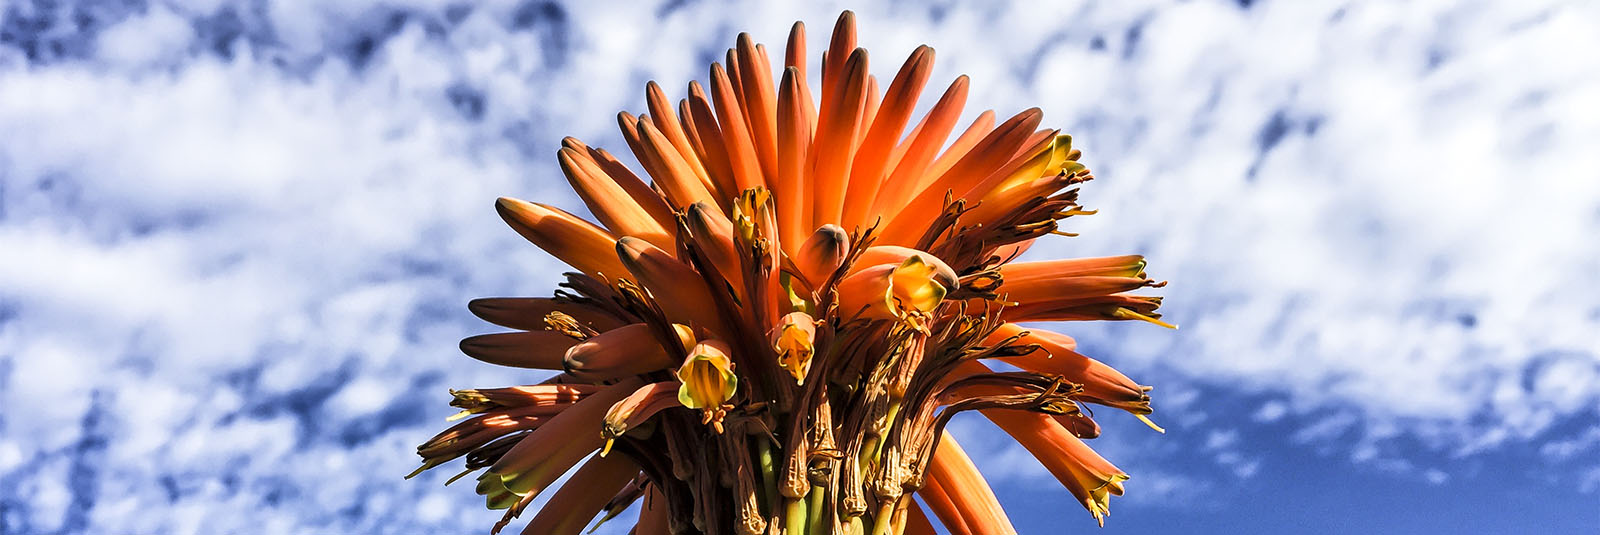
[411,11,1174,535]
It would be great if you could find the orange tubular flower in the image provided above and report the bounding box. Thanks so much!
[487,377,643,497]
[615,237,726,332]
[794,224,850,290]
[563,323,696,382]
[986,409,1131,527]
[920,432,1017,535]
[467,297,627,333]
[557,147,675,250]
[683,201,745,291]
[413,11,1174,535]
[443,384,598,417]
[514,453,640,535]
[997,254,1164,313]
[901,499,938,535]
[493,197,628,281]
[983,323,1160,421]
[458,331,578,370]
[1001,254,1149,281]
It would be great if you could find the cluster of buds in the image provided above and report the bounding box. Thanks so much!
[410,11,1172,535]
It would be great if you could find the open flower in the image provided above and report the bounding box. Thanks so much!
[676,340,738,412]
[772,311,817,384]
[411,11,1174,535]
[836,251,955,327]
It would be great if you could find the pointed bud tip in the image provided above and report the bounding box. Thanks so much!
[615,236,651,259]
[466,298,495,315]
[493,196,523,212]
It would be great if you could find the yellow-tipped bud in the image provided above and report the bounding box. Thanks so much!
[771,311,817,385]
[476,472,522,510]
[564,323,696,382]
[602,380,685,456]
[488,378,643,497]
[1042,134,1075,177]
[676,340,738,410]
[986,409,1130,528]
[447,384,597,415]
[992,132,1066,192]
[1000,255,1146,281]
[984,323,1156,416]
[1002,294,1166,324]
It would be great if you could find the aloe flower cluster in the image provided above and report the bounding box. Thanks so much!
[410,11,1171,535]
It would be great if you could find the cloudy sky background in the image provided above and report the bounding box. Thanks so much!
[1,0,1596,533]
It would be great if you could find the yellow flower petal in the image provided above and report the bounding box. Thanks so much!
[676,340,738,410]
[771,311,817,384]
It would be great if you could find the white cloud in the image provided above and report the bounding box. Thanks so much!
[1540,427,1600,462]
[1253,400,1289,423]
[0,0,1597,532]
[1581,467,1600,493]
[1204,430,1239,451]
[95,4,195,68]
[1009,0,1600,465]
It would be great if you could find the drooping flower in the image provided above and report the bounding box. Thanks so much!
[676,340,739,421]
[837,247,959,329]
[411,11,1174,535]
[772,311,817,385]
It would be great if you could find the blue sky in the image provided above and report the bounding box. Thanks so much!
[0,0,1596,533]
